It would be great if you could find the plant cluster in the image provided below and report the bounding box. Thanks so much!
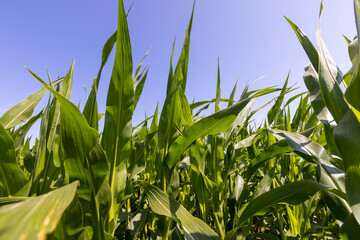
[1,0,360,239]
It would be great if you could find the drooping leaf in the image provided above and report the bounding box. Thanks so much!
[0,181,78,239]
[166,98,252,169]
[141,181,220,240]
[239,180,327,225]
[0,78,61,129]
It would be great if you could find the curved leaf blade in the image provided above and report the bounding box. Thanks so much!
[166,98,252,169]
[0,181,78,239]
[141,181,220,240]
[239,180,327,225]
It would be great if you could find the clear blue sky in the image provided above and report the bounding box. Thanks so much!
[0,1,356,137]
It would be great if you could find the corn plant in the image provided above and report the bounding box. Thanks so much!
[1,0,360,239]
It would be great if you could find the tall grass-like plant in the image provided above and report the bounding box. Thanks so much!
[1,0,360,239]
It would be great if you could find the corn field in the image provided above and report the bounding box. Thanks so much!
[1,0,360,239]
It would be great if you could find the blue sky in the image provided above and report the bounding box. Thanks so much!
[0,1,356,136]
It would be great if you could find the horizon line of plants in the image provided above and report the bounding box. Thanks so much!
[1,0,360,239]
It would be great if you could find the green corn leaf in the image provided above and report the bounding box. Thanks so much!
[340,213,360,240]
[228,79,239,107]
[239,180,327,225]
[141,181,220,240]
[267,73,289,125]
[303,63,339,155]
[344,38,359,86]
[215,58,221,113]
[27,64,73,196]
[158,39,179,154]
[166,98,252,169]
[224,99,255,145]
[345,2,360,119]
[174,2,194,91]
[252,167,275,199]
[134,68,148,110]
[83,31,117,130]
[158,4,194,155]
[269,128,352,221]
[268,129,345,191]
[285,16,319,72]
[0,78,61,129]
[179,86,194,129]
[0,181,78,239]
[101,0,135,231]
[30,70,111,239]
[0,122,28,197]
[316,10,349,123]
[334,110,360,225]
[11,111,42,151]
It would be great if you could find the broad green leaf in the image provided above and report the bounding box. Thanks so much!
[239,180,327,225]
[285,16,319,72]
[50,195,88,240]
[252,167,275,199]
[0,181,77,239]
[269,128,351,221]
[141,181,220,240]
[268,128,345,192]
[316,11,349,123]
[248,139,292,177]
[303,63,338,155]
[0,122,28,197]
[27,64,73,196]
[0,78,61,129]
[32,72,110,239]
[101,0,134,231]
[334,110,360,224]
[166,98,252,169]
[303,64,333,123]
[340,213,360,240]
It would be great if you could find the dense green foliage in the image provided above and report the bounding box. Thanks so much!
[1,0,360,239]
